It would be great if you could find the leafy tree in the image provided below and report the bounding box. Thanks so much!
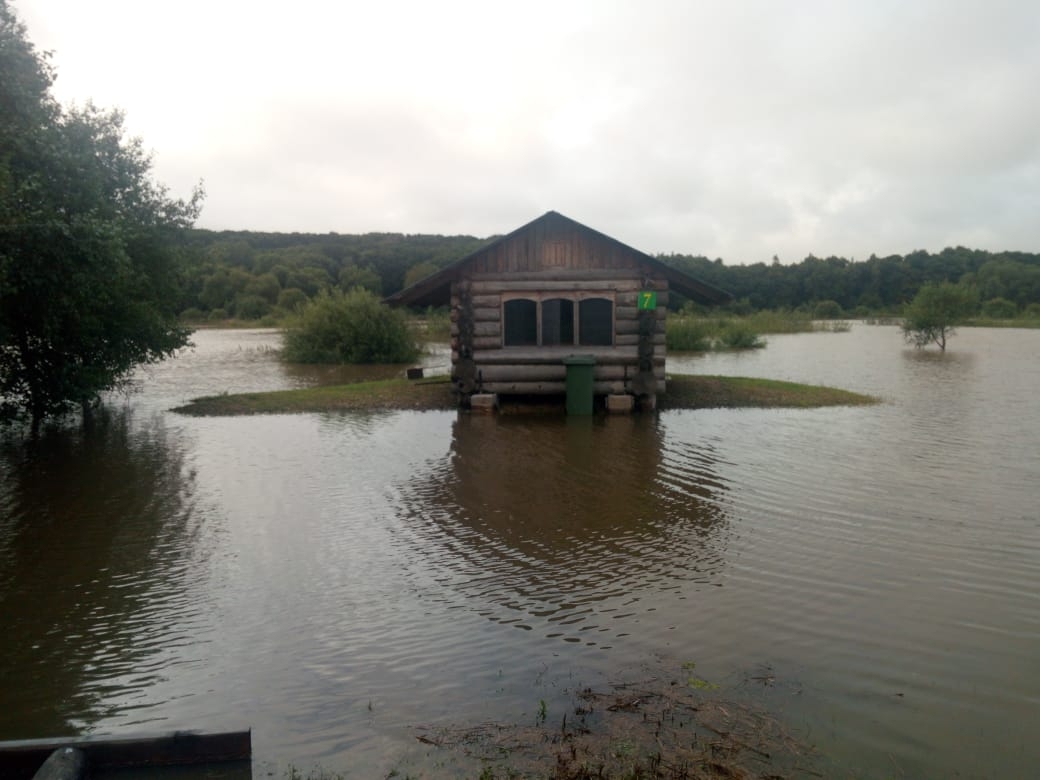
[403,261,439,289]
[244,271,281,304]
[0,2,202,428]
[284,265,331,297]
[282,289,418,364]
[206,239,254,268]
[200,270,235,310]
[338,264,382,294]
[276,287,308,312]
[232,293,270,320]
[901,282,978,351]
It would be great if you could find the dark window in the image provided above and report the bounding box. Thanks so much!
[579,298,613,346]
[541,298,574,346]
[503,299,537,346]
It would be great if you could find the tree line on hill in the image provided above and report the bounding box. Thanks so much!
[180,229,1040,322]
[177,229,486,321]
[662,248,1040,315]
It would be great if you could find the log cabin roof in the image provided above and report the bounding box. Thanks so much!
[383,211,731,308]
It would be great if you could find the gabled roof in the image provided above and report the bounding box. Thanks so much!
[383,211,731,307]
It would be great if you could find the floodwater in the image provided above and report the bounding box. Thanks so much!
[1,325,1038,778]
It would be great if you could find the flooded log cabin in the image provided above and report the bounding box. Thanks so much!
[384,211,730,408]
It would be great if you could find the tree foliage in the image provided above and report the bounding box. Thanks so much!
[901,282,978,351]
[338,264,382,294]
[282,289,418,364]
[0,2,202,427]
[403,260,439,289]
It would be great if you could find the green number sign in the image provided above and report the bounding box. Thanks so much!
[638,291,657,310]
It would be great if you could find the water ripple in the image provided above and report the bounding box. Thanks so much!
[387,415,733,646]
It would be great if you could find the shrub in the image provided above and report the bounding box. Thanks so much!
[980,297,1017,319]
[666,317,712,351]
[812,300,844,319]
[282,289,419,364]
[718,322,766,349]
[179,307,206,322]
[208,308,229,321]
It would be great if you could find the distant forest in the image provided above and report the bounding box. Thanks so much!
[179,228,1040,320]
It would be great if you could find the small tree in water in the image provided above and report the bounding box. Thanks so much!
[901,282,978,351]
[282,289,419,364]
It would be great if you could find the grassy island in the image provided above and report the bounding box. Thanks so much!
[171,374,877,416]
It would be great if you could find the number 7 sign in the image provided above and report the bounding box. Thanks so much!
[638,291,657,310]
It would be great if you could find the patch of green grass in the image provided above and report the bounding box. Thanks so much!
[660,374,878,410]
[172,378,457,416]
[172,373,876,416]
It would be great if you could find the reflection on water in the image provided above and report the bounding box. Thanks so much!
[0,409,211,738]
[392,415,730,645]
[0,326,1038,778]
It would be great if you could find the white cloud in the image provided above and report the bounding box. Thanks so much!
[15,0,1040,262]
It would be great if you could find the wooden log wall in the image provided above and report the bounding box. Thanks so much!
[449,273,669,396]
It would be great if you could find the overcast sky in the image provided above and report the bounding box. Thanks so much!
[15,0,1040,263]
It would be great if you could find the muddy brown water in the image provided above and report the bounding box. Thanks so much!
[1,326,1038,778]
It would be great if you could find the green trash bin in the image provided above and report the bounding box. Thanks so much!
[563,355,596,415]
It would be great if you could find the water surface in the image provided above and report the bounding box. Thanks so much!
[1,325,1037,778]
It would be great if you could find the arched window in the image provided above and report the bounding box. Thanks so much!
[579,298,613,346]
[541,298,574,345]
[503,299,537,346]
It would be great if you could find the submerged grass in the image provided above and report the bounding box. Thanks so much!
[402,660,820,779]
[172,374,876,416]
[285,661,820,779]
[965,315,1040,329]
[666,311,856,352]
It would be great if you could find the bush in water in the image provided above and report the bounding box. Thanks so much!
[282,289,419,364]
[719,322,766,350]
[666,317,713,351]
